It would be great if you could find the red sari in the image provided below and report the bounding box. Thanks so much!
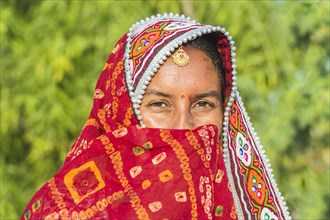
[22,13,290,220]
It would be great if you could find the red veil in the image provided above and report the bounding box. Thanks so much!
[22,13,290,220]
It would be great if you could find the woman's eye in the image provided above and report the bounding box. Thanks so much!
[150,102,167,108]
[196,101,209,107]
[193,101,215,111]
[145,101,172,113]
[196,101,214,107]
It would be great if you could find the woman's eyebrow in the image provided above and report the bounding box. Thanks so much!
[144,89,172,98]
[191,91,221,101]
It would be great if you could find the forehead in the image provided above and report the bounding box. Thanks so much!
[147,48,221,93]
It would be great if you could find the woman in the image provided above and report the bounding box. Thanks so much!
[22,13,290,220]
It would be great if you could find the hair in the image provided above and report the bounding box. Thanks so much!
[186,35,226,106]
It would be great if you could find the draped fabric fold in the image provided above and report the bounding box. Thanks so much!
[21,13,290,220]
[22,125,236,219]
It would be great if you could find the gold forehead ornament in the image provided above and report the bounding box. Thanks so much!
[172,46,189,67]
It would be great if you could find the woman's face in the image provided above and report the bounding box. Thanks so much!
[140,48,223,132]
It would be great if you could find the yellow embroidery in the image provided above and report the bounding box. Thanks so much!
[148,201,162,212]
[112,127,128,138]
[152,152,166,165]
[130,166,142,178]
[70,191,124,219]
[160,129,198,218]
[48,178,69,219]
[110,61,123,120]
[215,169,225,184]
[94,89,104,99]
[83,118,100,130]
[185,131,210,168]
[44,212,59,220]
[106,79,111,90]
[142,180,151,189]
[98,108,111,132]
[64,161,105,205]
[103,136,149,219]
[123,107,133,127]
[111,43,122,54]
[159,170,173,183]
[174,192,187,202]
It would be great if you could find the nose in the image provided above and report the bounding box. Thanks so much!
[173,111,195,130]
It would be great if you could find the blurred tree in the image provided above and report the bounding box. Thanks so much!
[1,0,329,219]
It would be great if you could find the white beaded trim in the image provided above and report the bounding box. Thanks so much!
[124,13,237,127]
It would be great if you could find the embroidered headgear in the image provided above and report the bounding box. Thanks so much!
[123,13,291,219]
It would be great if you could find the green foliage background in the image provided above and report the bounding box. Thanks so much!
[1,0,329,219]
